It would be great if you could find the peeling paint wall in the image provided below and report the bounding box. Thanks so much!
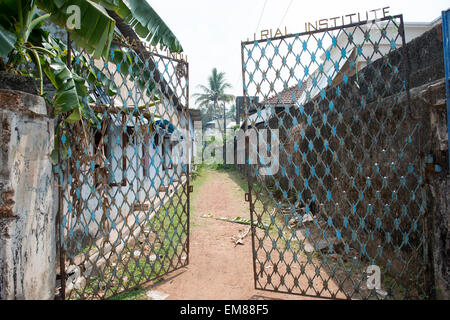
[0,89,55,300]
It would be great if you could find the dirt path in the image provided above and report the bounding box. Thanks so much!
[146,169,306,300]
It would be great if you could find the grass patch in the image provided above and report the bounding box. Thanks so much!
[67,183,190,300]
[109,286,150,300]
[189,165,209,229]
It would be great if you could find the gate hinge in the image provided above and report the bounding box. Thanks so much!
[188,185,194,193]
[245,193,250,202]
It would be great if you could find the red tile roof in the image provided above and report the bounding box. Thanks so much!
[263,83,307,105]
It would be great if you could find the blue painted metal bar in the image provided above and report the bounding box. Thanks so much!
[443,9,450,172]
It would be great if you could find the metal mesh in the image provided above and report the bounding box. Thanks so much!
[55,38,190,300]
[241,15,431,299]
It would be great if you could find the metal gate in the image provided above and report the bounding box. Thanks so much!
[241,15,431,299]
[55,37,191,300]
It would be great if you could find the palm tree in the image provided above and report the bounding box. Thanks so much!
[194,68,234,133]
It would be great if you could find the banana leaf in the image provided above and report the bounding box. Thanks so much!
[37,0,116,59]
[0,25,16,56]
[93,0,183,53]
[42,53,99,125]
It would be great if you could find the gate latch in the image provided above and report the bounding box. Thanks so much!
[188,185,194,193]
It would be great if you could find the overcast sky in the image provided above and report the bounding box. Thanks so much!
[149,0,449,109]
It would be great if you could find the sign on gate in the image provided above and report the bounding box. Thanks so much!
[241,14,431,299]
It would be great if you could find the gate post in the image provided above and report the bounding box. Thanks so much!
[0,88,56,300]
[443,9,450,172]
[436,9,450,300]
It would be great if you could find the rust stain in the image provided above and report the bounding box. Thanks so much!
[0,189,15,218]
[0,110,14,219]
[1,117,10,154]
[0,90,23,112]
[436,25,442,42]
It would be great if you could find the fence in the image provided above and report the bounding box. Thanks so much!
[241,15,433,299]
[55,37,191,300]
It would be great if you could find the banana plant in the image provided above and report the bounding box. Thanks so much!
[0,1,99,122]
[40,37,92,122]
[0,0,182,61]
[0,0,116,63]
[0,0,183,162]
[93,0,183,53]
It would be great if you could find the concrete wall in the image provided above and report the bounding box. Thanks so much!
[0,89,55,300]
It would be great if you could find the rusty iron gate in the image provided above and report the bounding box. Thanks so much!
[55,37,191,300]
[241,15,432,299]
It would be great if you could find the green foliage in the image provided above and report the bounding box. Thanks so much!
[37,0,116,59]
[0,0,178,163]
[216,216,271,230]
[111,0,183,53]
[0,0,115,60]
[0,0,180,107]
[1,0,183,65]
[214,163,235,171]
[194,68,234,133]
[87,0,183,53]
[109,287,150,300]
[39,35,105,128]
[0,25,16,56]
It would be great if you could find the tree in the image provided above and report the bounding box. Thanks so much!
[194,68,234,133]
